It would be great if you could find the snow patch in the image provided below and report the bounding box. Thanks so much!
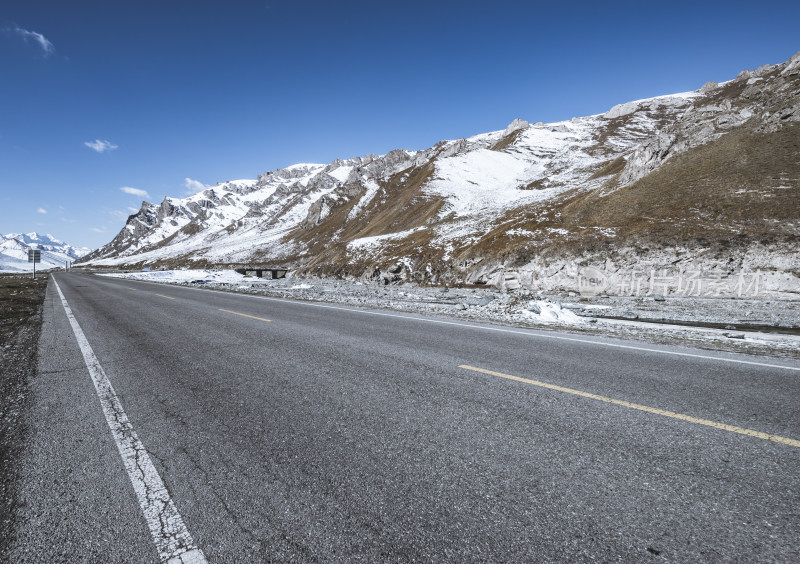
[522,300,584,324]
[603,91,700,119]
[347,227,425,250]
[328,166,353,183]
[426,149,532,216]
[101,269,250,284]
[346,179,380,221]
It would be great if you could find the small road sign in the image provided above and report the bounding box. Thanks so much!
[28,249,41,278]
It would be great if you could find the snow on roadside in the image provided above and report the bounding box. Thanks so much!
[521,300,584,324]
[100,269,256,284]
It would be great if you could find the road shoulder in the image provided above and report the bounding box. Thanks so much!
[0,274,48,561]
[7,275,155,563]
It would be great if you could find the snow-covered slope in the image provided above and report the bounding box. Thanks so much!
[0,232,91,272]
[81,53,800,294]
[82,97,694,266]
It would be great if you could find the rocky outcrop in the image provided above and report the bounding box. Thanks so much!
[504,118,529,135]
[614,53,800,189]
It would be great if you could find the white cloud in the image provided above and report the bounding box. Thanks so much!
[184,177,209,195]
[127,206,139,213]
[36,207,47,214]
[120,186,150,198]
[84,139,118,153]
[109,210,129,220]
[91,227,106,233]
[5,26,55,57]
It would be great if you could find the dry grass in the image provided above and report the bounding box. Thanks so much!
[420,121,800,272]
[520,178,550,190]
[490,128,524,151]
[287,162,448,275]
[0,274,48,345]
[348,162,443,238]
[587,156,627,180]
[562,123,800,244]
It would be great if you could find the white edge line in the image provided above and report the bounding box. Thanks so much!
[102,275,800,372]
[53,277,207,563]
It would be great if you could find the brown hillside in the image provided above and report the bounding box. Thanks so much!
[562,123,800,244]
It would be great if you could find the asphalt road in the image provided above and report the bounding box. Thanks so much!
[9,272,800,562]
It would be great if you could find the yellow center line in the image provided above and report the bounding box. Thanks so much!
[155,294,176,300]
[218,309,271,323]
[459,364,800,448]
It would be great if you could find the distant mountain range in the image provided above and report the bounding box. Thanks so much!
[80,52,800,296]
[0,232,91,272]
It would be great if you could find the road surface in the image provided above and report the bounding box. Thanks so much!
[9,272,800,562]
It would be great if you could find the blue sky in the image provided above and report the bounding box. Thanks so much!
[1,0,798,249]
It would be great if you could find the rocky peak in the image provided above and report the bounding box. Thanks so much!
[613,52,799,188]
[700,81,718,94]
[504,118,529,135]
[781,51,800,76]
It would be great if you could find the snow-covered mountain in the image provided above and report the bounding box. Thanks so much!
[82,53,800,294]
[0,232,91,272]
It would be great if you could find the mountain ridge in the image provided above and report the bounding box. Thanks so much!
[80,52,800,296]
[1,232,91,272]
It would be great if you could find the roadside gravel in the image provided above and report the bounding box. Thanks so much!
[0,274,48,561]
